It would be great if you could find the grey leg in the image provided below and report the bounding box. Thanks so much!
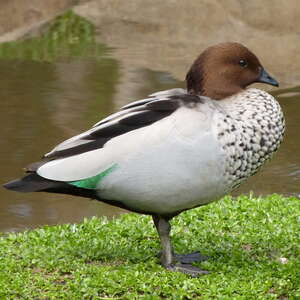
[152,215,173,267]
[152,215,209,277]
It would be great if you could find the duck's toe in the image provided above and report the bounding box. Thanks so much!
[166,263,209,277]
[174,251,209,264]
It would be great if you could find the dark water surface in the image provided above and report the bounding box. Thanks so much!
[0,14,299,232]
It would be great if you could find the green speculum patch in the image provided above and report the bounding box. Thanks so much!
[69,164,117,189]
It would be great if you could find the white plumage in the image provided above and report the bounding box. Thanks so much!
[36,88,284,215]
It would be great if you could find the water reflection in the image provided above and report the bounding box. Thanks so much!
[0,55,126,232]
[0,13,299,232]
[0,13,126,232]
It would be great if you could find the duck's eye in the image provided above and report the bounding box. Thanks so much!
[239,59,248,68]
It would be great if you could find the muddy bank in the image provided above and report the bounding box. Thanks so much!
[1,0,298,87]
[74,0,300,89]
[0,0,89,42]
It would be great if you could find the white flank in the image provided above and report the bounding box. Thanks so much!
[36,88,284,215]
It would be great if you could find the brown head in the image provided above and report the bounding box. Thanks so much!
[186,42,279,100]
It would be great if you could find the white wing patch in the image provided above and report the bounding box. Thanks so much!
[37,111,177,181]
[37,88,196,182]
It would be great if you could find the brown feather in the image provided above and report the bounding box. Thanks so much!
[186,42,262,100]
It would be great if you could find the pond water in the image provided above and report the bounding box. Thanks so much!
[0,13,299,232]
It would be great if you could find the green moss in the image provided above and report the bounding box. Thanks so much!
[0,194,299,299]
[0,10,120,136]
[0,11,109,61]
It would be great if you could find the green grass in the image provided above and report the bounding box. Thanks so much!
[0,194,299,299]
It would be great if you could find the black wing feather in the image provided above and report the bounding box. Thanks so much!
[42,89,202,162]
[119,110,172,126]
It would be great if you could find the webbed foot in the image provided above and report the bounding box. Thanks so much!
[157,251,209,263]
[174,251,209,264]
[152,216,209,277]
[166,263,209,277]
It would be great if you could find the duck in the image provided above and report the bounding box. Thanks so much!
[4,42,285,277]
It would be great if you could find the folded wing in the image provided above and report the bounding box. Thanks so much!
[35,89,188,181]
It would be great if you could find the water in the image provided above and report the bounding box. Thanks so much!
[0,13,299,232]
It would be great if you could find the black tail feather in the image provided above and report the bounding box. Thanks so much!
[4,173,134,212]
[4,173,59,192]
[3,173,97,199]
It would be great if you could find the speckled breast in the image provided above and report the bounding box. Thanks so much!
[216,88,285,191]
